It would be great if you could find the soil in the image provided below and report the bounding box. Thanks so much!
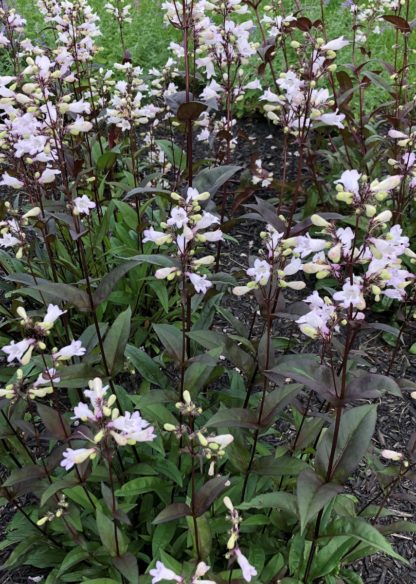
[1,117,416,583]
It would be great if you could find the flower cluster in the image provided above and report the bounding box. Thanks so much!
[233,222,305,296]
[164,390,234,476]
[144,187,223,295]
[61,377,156,470]
[150,560,215,584]
[223,497,257,582]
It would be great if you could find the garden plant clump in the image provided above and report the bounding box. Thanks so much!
[0,0,416,582]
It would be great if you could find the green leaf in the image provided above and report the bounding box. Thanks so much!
[239,492,297,515]
[40,478,79,507]
[193,165,241,196]
[297,469,342,534]
[113,553,139,584]
[206,407,259,429]
[151,523,177,557]
[153,503,192,524]
[155,139,187,172]
[5,274,90,311]
[315,404,377,483]
[320,517,408,563]
[253,455,309,477]
[117,477,171,504]
[92,261,143,307]
[310,536,353,579]
[103,307,132,375]
[37,402,70,441]
[260,384,302,428]
[153,323,183,362]
[57,548,89,577]
[194,476,229,517]
[96,508,127,557]
[125,344,168,387]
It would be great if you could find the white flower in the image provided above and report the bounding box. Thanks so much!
[68,116,93,135]
[73,195,96,216]
[54,340,86,361]
[3,338,35,363]
[202,230,223,242]
[247,259,271,284]
[381,449,403,461]
[187,272,213,295]
[155,266,177,279]
[192,562,216,584]
[72,402,96,422]
[0,233,20,248]
[194,212,220,231]
[143,227,172,245]
[167,207,189,229]
[334,169,361,195]
[109,411,156,445]
[41,304,66,329]
[38,168,60,185]
[315,110,345,129]
[60,447,96,470]
[149,561,183,583]
[370,175,402,193]
[34,368,60,387]
[333,280,365,310]
[0,172,24,189]
[207,434,234,449]
[235,549,257,582]
[321,36,349,51]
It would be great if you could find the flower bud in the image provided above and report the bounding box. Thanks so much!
[311,214,330,228]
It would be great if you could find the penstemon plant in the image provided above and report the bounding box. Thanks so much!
[0,0,415,583]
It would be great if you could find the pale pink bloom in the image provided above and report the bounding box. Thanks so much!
[72,402,96,422]
[68,116,93,134]
[34,368,60,387]
[283,257,302,276]
[109,411,156,445]
[0,233,20,248]
[61,447,96,470]
[203,230,223,242]
[334,169,361,195]
[155,267,177,279]
[206,434,234,448]
[38,168,61,185]
[192,561,216,584]
[333,280,365,309]
[67,99,91,115]
[294,235,327,258]
[0,172,24,189]
[54,340,86,361]
[244,80,262,90]
[247,259,271,284]
[149,561,183,583]
[42,304,66,326]
[370,175,402,193]
[321,36,349,51]
[381,449,403,461]
[194,212,219,231]
[260,88,284,104]
[235,548,257,582]
[0,32,10,47]
[316,111,345,129]
[3,338,35,363]
[143,227,172,245]
[167,207,189,229]
[84,378,109,413]
[187,272,213,294]
[388,129,408,139]
[74,195,96,215]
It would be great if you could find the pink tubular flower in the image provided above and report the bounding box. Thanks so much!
[54,339,86,361]
[109,411,156,445]
[235,548,257,582]
[149,561,183,583]
[187,272,213,295]
[3,338,35,363]
[60,447,96,470]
